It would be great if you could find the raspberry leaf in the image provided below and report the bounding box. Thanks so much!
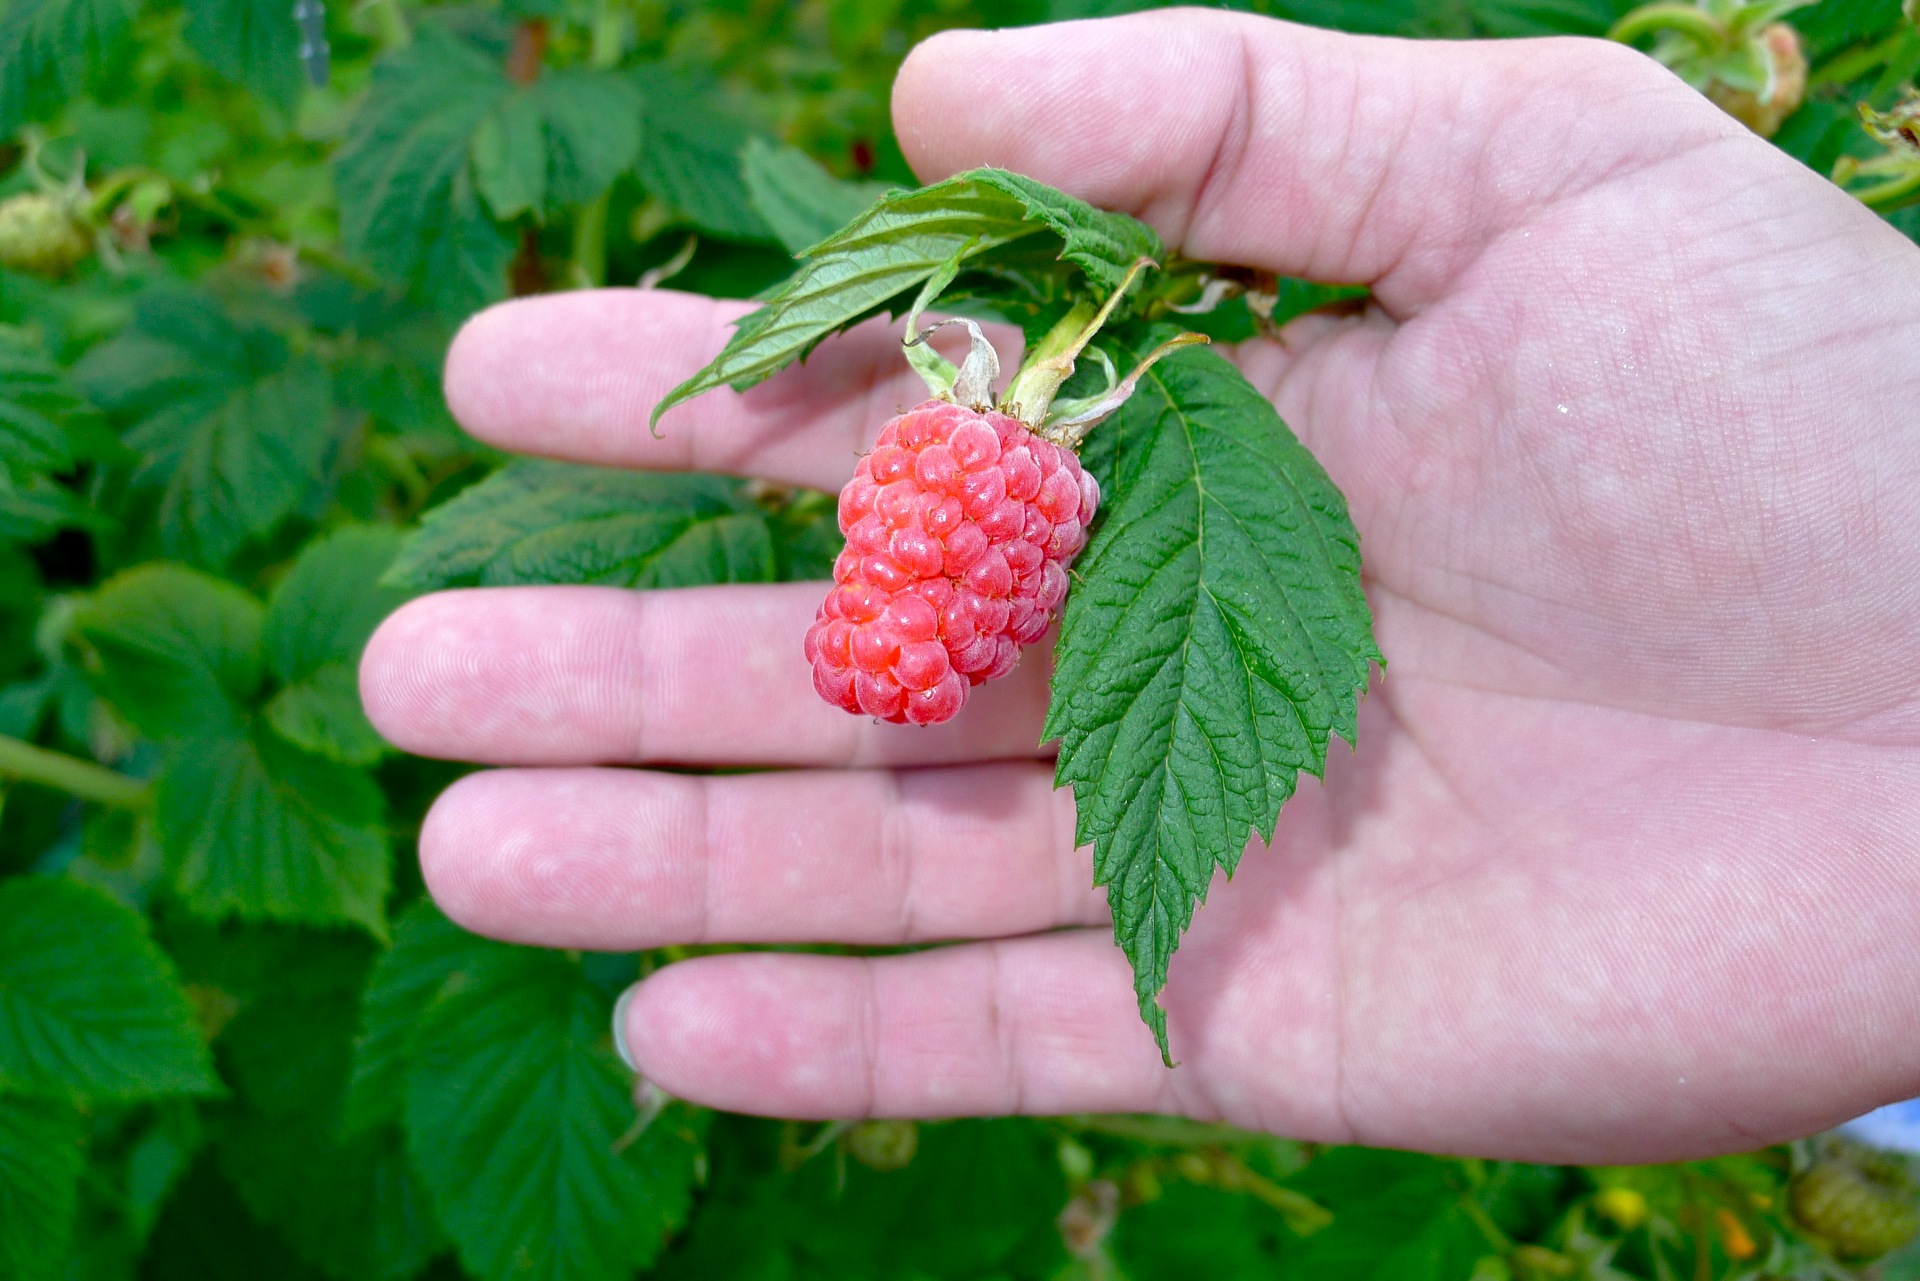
[400,927,705,1281]
[0,1096,84,1281]
[630,65,772,242]
[182,0,305,113]
[0,877,217,1101]
[156,725,390,937]
[742,137,896,255]
[343,901,480,1135]
[0,0,135,134]
[262,526,414,765]
[651,168,1162,425]
[1046,324,1380,1061]
[384,461,788,589]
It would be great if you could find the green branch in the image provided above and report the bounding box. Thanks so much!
[1608,3,1724,48]
[0,735,151,810]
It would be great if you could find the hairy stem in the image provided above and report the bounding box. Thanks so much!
[0,735,150,810]
[1608,4,1724,49]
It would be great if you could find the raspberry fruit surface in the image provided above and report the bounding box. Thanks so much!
[804,398,1100,725]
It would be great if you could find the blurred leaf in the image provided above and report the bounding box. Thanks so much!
[741,137,895,255]
[156,725,389,936]
[182,0,304,113]
[653,167,1162,424]
[1113,1180,1295,1280]
[0,474,103,542]
[470,93,546,222]
[0,1095,85,1281]
[261,525,411,764]
[217,992,444,1281]
[73,291,337,567]
[0,876,217,1101]
[1466,0,1622,36]
[533,69,645,208]
[386,461,779,589]
[336,27,516,315]
[71,562,263,741]
[141,1158,328,1281]
[344,901,482,1135]
[631,65,771,241]
[0,0,137,134]
[1283,1149,1489,1279]
[404,939,704,1281]
[0,327,89,480]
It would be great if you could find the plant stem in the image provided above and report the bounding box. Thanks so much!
[1607,4,1724,49]
[569,192,609,288]
[1811,30,1906,87]
[589,0,625,68]
[1853,165,1920,211]
[0,735,150,810]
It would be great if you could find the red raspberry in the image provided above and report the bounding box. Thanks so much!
[804,399,1100,725]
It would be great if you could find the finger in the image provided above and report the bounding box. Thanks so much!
[620,934,1198,1120]
[418,762,1103,950]
[893,11,1737,312]
[360,583,1051,768]
[443,289,1022,489]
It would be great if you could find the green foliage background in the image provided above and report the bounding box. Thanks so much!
[1,0,1918,1279]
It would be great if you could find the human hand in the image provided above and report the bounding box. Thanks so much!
[360,9,1920,1163]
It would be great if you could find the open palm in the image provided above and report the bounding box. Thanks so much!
[361,10,1920,1163]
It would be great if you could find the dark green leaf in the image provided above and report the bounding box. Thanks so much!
[1282,1149,1488,1280]
[217,991,444,1281]
[0,876,216,1101]
[0,474,102,542]
[386,461,779,590]
[0,327,88,481]
[0,1095,85,1281]
[470,92,547,222]
[182,0,304,112]
[141,1159,329,1281]
[335,27,515,314]
[741,137,896,255]
[261,525,412,764]
[73,292,338,567]
[156,725,390,936]
[404,940,703,1281]
[71,562,263,741]
[343,901,483,1135]
[652,168,1161,425]
[1047,325,1379,1059]
[1465,0,1623,37]
[0,0,137,134]
[631,66,770,241]
[533,69,645,208]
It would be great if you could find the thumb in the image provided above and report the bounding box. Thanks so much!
[891,9,1737,313]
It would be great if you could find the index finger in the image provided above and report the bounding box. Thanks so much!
[442,288,1022,492]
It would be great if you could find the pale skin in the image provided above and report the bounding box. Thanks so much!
[359,9,1920,1164]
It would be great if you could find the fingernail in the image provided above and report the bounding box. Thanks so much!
[611,984,639,1073]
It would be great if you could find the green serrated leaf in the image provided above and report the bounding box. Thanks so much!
[1046,326,1379,1060]
[72,291,338,567]
[534,69,644,208]
[470,93,547,222]
[386,461,779,590]
[0,474,104,543]
[156,725,390,937]
[404,940,704,1281]
[182,0,305,112]
[741,136,896,255]
[0,1095,85,1281]
[343,901,481,1135]
[71,562,264,741]
[260,526,412,763]
[335,26,516,315]
[0,0,137,134]
[653,168,1160,426]
[631,65,771,241]
[0,876,217,1101]
[0,328,88,481]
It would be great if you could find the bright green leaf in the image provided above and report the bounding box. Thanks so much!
[404,940,703,1281]
[335,27,515,315]
[386,462,779,590]
[741,137,895,255]
[651,167,1161,426]
[156,725,390,936]
[260,526,411,763]
[72,291,338,567]
[1047,326,1379,1060]
[72,562,264,741]
[343,901,482,1135]
[0,0,137,134]
[182,0,304,112]
[0,876,217,1101]
[0,1095,85,1281]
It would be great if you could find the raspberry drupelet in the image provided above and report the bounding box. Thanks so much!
[803,399,1101,725]
[803,256,1206,726]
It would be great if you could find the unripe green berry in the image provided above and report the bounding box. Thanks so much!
[846,1119,917,1171]
[1790,1156,1920,1259]
[0,193,91,277]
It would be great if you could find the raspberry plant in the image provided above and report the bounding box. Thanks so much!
[2,0,1920,1280]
